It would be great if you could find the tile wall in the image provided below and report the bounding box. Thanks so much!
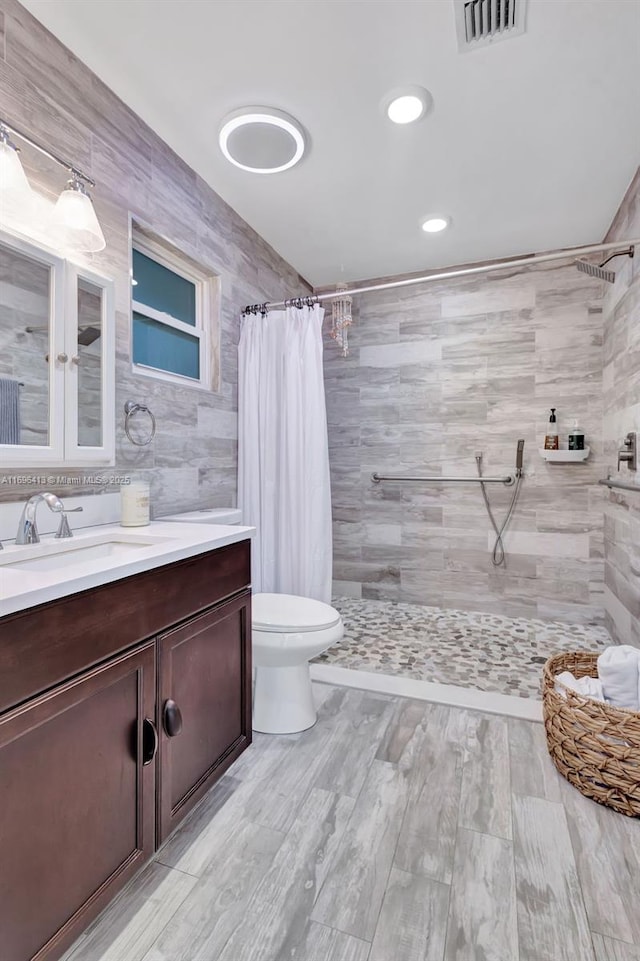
[0,0,308,515]
[602,167,640,646]
[323,259,608,623]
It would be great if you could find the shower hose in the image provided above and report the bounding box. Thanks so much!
[475,454,523,567]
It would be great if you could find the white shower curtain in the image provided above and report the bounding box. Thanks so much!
[238,304,333,603]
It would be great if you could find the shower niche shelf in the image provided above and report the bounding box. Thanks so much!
[538,447,590,463]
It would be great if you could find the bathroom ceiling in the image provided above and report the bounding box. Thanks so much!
[21,0,640,287]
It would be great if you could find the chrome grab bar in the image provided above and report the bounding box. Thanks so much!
[372,473,515,486]
[598,478,640,494]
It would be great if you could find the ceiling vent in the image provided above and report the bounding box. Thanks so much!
[454,0,527,51]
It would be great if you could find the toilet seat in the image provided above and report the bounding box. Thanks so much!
[252,593,341,633]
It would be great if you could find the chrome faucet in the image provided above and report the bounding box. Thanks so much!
[15,492,65,545]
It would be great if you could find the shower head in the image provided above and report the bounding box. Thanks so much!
[77,325,101,347]
[576,259,616,284]
[575,245,634,284]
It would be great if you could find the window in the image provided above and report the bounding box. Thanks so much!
[131,228,218,389]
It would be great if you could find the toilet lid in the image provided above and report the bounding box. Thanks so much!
[252,593,341,633]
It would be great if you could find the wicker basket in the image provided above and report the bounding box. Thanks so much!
[543,650,640,817]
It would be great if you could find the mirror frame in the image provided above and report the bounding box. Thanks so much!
[0,227,115,468]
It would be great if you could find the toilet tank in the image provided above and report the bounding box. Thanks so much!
[159,508,242,525]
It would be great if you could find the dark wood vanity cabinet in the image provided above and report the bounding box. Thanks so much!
[0,643,156,961]
[0,540,252,961]
[157,592,251,842]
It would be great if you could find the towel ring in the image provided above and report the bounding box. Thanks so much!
[124,400,156,446]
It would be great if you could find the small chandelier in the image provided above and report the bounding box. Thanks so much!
[330,283,353,357]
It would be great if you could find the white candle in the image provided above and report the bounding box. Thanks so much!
[120,480,150,527]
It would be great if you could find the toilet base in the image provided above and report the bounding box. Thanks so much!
[253,663,317,734]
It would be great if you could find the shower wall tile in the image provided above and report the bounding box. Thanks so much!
[602,166,640,646]
[359,340,442,367]
[325,257,607,623]
[496,531,591,560]
[0,0,308,509]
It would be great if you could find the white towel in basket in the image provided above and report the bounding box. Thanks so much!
[597,646,640,711]
[555,671,605,702]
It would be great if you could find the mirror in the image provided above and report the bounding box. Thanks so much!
[0,241,51,446]
[76,278,103,448]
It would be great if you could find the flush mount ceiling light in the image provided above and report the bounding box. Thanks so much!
[0,117,106,252]
[421,215,450,233]
[383,86,433,124]
[219,107,306,174]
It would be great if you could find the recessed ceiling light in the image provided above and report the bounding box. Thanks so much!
[421,216,450,233]
[383,86,432,125]
[218,106,306,174]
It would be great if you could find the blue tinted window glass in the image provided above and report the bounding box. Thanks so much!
[133,312,200,380]
[132,249,196,326]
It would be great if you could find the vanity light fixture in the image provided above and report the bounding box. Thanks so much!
[218,107,306,174]
[0,126,37,222]
[0,118,106,252]
[421,215,450,233]
[50,175,106,253]
[384,86,433,125]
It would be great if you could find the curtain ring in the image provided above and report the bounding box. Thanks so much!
[124,400,156,446]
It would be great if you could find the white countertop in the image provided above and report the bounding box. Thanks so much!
[0,521,254,619]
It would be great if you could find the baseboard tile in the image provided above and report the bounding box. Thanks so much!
[310,663,543,722]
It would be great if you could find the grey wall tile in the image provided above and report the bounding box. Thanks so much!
[325,251,611,622]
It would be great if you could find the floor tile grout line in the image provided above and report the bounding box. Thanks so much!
[590,930,640,948]
[152,857,201,880]
[511,789,523,961]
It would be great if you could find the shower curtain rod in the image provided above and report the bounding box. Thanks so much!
[243,238,639,313]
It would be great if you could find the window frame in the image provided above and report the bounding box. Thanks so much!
[130,232,214,391]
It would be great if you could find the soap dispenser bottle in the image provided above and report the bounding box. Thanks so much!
[544,408,559,450]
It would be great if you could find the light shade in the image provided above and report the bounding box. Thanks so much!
[219,107,306,174]
[421,216,450,233]
[49,178,106,252]
[0,137,37,223]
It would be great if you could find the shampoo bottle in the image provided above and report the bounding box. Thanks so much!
[544,408,559,450]
[568,421,585,451]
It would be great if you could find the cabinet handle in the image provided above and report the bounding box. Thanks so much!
[57,352,68,364]
[142,717,158,765]
[163,699,183,738]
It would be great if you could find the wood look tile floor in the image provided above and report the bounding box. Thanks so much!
[63,685,640,961]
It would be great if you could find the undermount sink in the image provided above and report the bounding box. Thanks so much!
[0,533,173,573]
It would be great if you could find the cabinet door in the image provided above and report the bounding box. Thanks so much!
[0,642,156,961]
[157,591,252,842]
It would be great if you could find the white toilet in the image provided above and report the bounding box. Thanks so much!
[160,510,343,735]
[252,593,343,734]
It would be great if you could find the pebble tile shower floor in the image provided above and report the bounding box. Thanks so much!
[314,597,612,699]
